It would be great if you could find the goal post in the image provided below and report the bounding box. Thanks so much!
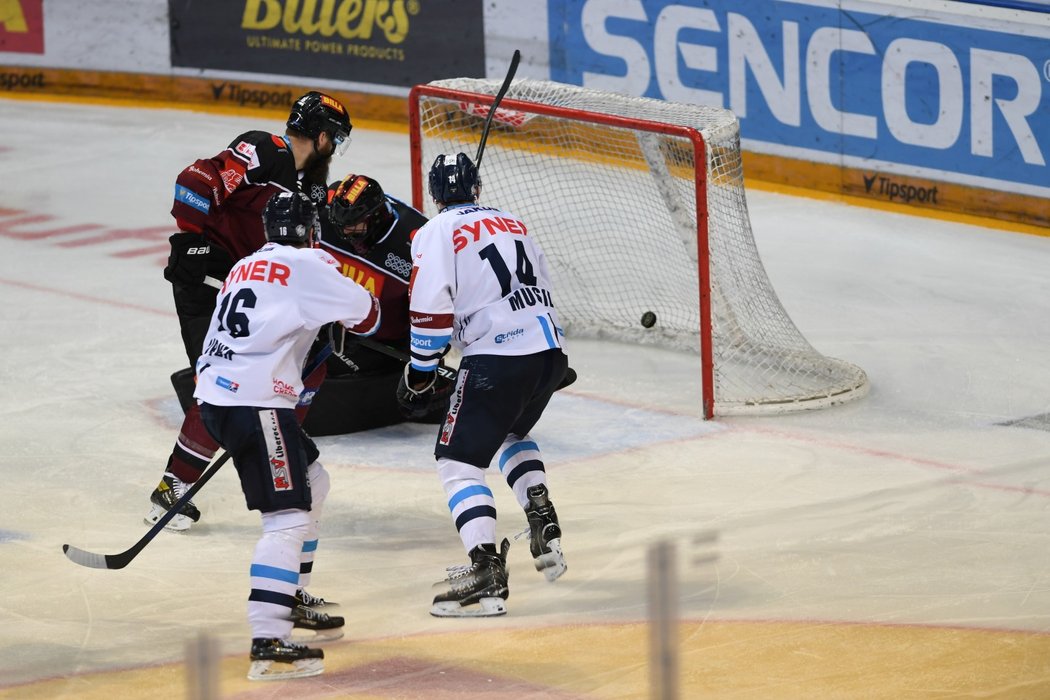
[408,78,868,419]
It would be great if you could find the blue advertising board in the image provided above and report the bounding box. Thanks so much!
[549,0,1050,196]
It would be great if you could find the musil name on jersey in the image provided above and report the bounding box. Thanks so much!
[508,286,554,312]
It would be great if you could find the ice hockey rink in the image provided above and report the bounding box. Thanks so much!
[2,96,1050,699]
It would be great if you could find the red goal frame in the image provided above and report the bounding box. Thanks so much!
[409,83,718,418]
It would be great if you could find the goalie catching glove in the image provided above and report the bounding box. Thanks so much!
[396,365,454,420]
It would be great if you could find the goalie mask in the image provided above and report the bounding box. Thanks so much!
[262,191,319,246]
[428,153,480,207]
[325,174,393,253]
[287,91,353,156]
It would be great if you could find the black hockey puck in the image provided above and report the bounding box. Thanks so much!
[641,311,657,328]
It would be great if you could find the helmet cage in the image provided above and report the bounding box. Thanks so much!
[326,175,391,251]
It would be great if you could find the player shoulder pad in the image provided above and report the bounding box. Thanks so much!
[313,248,341,268]
[227,131,289,162]
[227,130,285,149]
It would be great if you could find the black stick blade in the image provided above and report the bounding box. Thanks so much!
[60,452,230,571]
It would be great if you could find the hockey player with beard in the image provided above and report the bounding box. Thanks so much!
[397,153,571,617]
[147,91,352,541]
[302,173,453,436]
[195,191,380,680]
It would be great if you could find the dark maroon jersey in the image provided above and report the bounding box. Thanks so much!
[317,196,426,343]
[172,131,318,262]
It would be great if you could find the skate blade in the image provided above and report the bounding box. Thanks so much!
[247,657,324,681]
[430,596,507,618]
[144,505,192,532]
[290,627,344,644]
[534,538,567,583]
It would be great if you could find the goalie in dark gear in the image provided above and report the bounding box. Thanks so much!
[168,173,574,434]
[171,173,452,436]
[296,173,454,435]
[326,173,392,254]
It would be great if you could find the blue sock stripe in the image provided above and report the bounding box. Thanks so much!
[448,484,494,511]
[302,539,318,553]
[454,504,497,532]
[505,460,545,489]
[250,563,300,585]
[498,440,539,473]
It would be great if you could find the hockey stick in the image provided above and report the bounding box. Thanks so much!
[357,336,457,382]
[474,49,521,170]
[62,346,333,570]
[63,451,231,569]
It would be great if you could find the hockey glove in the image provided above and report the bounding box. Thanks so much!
[163,232,232,287]
[328,323,360,359]
[396,365,453,420]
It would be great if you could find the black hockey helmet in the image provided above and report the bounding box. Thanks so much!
[325,174,393,251]
[287,91,353,155]
[262,191,318,246]
[428,153,480,206]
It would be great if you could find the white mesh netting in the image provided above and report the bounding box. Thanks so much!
[412,78,868,416]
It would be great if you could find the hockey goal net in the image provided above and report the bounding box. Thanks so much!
[409,78,868,418]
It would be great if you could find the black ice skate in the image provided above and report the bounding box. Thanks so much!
[247,637,324,681]
[295,588,337,609]
[290,604,344,643]
[525,484,567,582]
[145,472,201,532]
[431,538,510,618]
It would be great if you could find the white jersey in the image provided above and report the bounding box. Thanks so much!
[408,203,565,371]
[194,242,380,408]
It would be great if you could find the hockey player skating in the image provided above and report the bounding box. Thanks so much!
[302,173,453,436]
[195,191,380,680]
[397,153,570,617]
[147,91,351,536]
